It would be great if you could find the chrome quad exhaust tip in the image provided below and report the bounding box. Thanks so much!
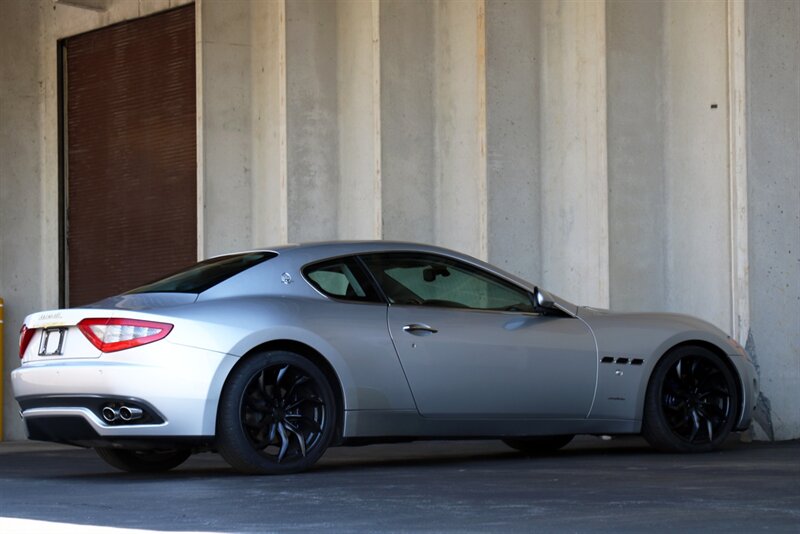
[101,406,119,423]
[118,405,143,422]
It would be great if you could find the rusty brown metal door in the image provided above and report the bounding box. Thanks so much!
[64,5,196,306]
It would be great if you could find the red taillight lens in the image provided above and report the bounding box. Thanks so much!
[77,318,173,353]
[19,324,36,359]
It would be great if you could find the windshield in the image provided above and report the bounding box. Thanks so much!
[125,251,276,294]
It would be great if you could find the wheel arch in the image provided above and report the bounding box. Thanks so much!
[217,339,347,445]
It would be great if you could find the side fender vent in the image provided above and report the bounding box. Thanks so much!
[600,356,645,365]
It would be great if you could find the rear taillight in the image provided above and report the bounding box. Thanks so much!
[19,324,35,359]
[78,318,173,353]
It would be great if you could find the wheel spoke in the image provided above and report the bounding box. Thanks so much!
[689,410,701,442]
[276,365,290,386]
[285,422,307,457]
[287,375,311,398]
[286,414,322,434]
[277,422,290,463]
[268,422,277,442]
[286,396,323,411]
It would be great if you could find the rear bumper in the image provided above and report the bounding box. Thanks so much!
[11,342,239,442]
[22,414,214,450]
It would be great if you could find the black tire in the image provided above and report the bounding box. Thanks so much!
[216,350,337,475]
[503,435,574,455]
[95,447,191,473]
[642,345,738,453]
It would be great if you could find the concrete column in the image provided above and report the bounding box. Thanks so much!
[0,0,46,440]
[433,0,487,260]
[198,0,256,256]
[197,0,289,253]
[745,0,800,440]
[485,0,541,282]
[285,0,339,242]
[539,0,609,307]
[380,0,437,245]
[251,0,288,247]
[663,0,731,331]
[727,0,748,344]
[606,0,667,312]
[336,0,381,239]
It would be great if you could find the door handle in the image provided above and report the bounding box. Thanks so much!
[403,323,438,335]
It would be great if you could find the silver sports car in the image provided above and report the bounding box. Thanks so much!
[12,241,758,474]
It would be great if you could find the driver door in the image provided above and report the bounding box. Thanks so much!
[359,252,597,419]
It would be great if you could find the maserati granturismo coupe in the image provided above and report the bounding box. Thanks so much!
[12,241,758,474]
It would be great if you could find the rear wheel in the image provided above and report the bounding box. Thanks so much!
[642,345,738,453]
[503,435,574,455]
[94,447,191,473]
[216,351,336,475]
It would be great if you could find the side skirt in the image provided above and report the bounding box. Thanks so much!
[343,410,640,438]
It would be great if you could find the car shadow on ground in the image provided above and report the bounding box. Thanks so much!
[2,436,675,481]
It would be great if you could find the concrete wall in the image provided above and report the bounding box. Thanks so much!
[485,0,540,282]
[663,1,732,331]
[746,0,800,441]
[607,0,667,312]
[1,0,798,440]
[380,0,437,246]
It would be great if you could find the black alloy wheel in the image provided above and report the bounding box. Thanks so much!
[643,345,738,453]
[217,351,336,475]
[94,447,191,473]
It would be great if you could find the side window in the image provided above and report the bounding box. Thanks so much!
[360,253,534,312]
[303,257,381,303]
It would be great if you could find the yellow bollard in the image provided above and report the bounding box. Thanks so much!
[0,297,4,441]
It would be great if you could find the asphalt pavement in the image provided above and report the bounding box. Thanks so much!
[0,435,798,533]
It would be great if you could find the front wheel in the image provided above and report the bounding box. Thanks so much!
[216,351,337,475]
[95,447,191,473]
[642,346,739,453]
[503,435,574,455]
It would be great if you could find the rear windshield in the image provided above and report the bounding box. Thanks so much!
[126,251,277,294]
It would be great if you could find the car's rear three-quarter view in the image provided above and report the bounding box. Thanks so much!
[11,242,759,475]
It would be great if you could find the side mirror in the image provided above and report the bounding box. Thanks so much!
[533,287,557,312]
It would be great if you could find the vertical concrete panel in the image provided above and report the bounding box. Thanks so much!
[0,0,45,440]
[663,1,731,331]
[434,0,486,260]
[540,0,609,306]
[746,0,800,440]
[286,0,339,242]
[199,0,254,256]
[251,0,288,247]
[485,0,540,282]
[337,0,381,239]
[606,0,667,311]
[380,0,436,245]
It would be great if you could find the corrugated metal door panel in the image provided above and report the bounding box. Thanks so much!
[65,5,196,307]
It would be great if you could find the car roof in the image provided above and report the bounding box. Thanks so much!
[231,241,471,260]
